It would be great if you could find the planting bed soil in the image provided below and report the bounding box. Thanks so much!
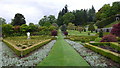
[99,45,120,54]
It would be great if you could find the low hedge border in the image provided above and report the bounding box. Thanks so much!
[85,43,120,63]
[110,42,120,51]
[90,42,120,51]
[2,39,52,57]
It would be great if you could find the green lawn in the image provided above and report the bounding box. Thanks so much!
[67,30,96,36]
[104,21,120,28]
[37,30,89,66]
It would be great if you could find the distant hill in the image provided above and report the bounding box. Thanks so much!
[104,20,120,28]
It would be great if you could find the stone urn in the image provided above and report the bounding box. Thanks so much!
[27,32,30,39]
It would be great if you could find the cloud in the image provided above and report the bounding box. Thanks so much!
[0,0,119,24]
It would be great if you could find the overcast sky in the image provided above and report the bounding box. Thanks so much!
[0,0,119,25]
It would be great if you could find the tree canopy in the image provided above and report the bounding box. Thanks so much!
[11,13,26,26]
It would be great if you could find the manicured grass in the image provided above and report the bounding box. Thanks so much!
[37,30,89,66]
[67,30,96,36]
[104,21,120,28]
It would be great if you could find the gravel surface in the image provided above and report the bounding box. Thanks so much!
[65,39,120,67]
[1,40,56,66]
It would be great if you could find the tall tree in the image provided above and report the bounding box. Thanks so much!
[39,15,56,26]
[63,12,75,25]
[88,5,96,22]
[11,13,26,26]
[64,4,68,13]
[57,11,64,26]
[48,15,56,24]
[57,5,69,26]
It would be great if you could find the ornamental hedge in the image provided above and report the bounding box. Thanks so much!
[85,43,120,63]
[3,39,52,57]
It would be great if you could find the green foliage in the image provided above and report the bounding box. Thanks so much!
[72,10,87,26]
[28,23,38,32]
[63,12,75,25]
[67,23,75,30]
[57,5,68,26]
[85,43,120,63]
[96,1,120,28]
[2,24,13,37]
[88,24,95,33]
[49,26,57,31]
[95,37,102,42]
[88,32,90,35]
[96,15,115,28]
[99,29,103,37]
[88,5,96,22]
[39,15,56,26]
[20,24,29,33]
[61,24,67,32]
[52,23,58,28]
[3,38,52,57]
[67,35,97,43]
[43,22,51,27]
[105,20,120,28]
[76,26,83,33]
[110,42,120,51]
[11,13,26,26]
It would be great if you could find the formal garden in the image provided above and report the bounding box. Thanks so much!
[0,1,120,67]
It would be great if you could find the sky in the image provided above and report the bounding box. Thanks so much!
[0,0,119,25]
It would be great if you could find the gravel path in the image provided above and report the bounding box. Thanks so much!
[1,40,56,66]
[65,39,120,67]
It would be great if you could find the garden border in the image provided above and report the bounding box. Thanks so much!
[85,43,120,63]
[2,39,52,57]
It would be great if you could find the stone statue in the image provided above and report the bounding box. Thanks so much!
[27,32,30,39]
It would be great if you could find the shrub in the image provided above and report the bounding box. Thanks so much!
[64,31,68,36]
[95,38,102,42]
[111,23,120,37]
[88,24,95,33]
[88,32,90,35]
[99,29,103,37]
[2,24,13,37]
[100,35,117,42]
[61,24,66,32]
[51,30,57,36]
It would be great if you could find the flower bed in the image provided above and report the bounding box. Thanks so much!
[2,36,53,57]
[85,43,120,63]
[65,39,120,67]
[1,40,56,66]
[90,42,120,53]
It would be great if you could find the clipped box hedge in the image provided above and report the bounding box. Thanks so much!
[90,42,120,51]
[85,43,120,63]
[3,39,52,57]
[110,42,120,51]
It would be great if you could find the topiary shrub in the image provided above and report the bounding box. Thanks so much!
[100,35,117,42]
[51,30,57,36]
[64,31,68,36]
